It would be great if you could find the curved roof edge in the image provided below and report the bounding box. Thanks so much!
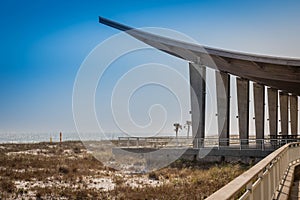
[99,17,300,66]
[99,17,300,95]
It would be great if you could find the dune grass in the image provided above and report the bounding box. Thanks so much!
[0,141,249,199]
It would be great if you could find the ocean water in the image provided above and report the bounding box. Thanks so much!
[0,132,119,143]
[0,132,177,143]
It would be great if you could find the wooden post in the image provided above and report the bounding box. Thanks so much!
[60,132,62,143]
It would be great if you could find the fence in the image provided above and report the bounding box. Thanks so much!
[207,142,300,199]
[116,136,300,151]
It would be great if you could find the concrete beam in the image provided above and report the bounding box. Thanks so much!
[290,95,298,135]
[189,62,206,148]
[215,71,230,146]
[236,78,249,145]
[280,92,289,135]
[253,83,265,146]
[268,88,278,138]
[99,17,300,96]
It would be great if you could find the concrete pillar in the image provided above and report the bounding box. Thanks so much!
[253,83,265,146]
[215,71,230,146]
[189,62,206,148]
[268,88,278,140]
[236,78,250,145]
[290,95,298,135]
[279,92,289,136]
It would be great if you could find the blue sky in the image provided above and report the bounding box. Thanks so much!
[0,0,300,136]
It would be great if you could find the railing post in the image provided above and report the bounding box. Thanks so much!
[259,172,264,200]
[272,162,276,197]
[276,158,280,187]
[240,139,243,150]
[267,166,272,199]
[246,182,253,200]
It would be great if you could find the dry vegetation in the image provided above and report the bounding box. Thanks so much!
[0,141,249,199]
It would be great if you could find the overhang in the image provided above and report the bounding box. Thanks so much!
[99,17,300,96]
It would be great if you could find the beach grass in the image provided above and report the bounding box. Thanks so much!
[0,141,249,199]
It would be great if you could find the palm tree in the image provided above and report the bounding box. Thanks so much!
[184,121,192,138]
[173,123,182,138]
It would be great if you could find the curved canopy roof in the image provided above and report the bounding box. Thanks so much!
[99,17,300,96]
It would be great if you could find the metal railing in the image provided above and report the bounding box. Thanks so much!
[116,136,300,150]
[207,142,300,200]
[117,136,193,148]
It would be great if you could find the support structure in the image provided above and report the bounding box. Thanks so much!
[100,17,300,153]
[268,88,278,140]
[279,92,289,135]
[290,95,298,135]
[215,71,230,146]
[253,83,265,146]
[189,62,206,148]
[236,78,249,145]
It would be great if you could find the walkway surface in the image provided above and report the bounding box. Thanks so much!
[290,165,300,200]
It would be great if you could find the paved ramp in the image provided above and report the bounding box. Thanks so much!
[290,165,300,200]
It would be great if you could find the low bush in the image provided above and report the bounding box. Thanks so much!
[59,165,70,174]
[0,178,15,193]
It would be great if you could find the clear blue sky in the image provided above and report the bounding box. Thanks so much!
[1,0,300,135]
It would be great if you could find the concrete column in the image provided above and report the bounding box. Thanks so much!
[215,71,230,146]
[279,92,289,136]
[189,62,206,148]
[253,83,265,146]
[236,78,249,145]
[268,88,278,140]
[290,95,298,135]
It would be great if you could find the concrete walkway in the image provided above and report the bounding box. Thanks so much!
[290,165,300,200]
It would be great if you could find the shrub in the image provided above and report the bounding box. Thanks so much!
[36,192,42,200]
[0,178,15,193]
[73,147,81,154]
[76,190,88,199]
[113,175,125,185]
[148,171,159,180]
[58,166,69,174]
